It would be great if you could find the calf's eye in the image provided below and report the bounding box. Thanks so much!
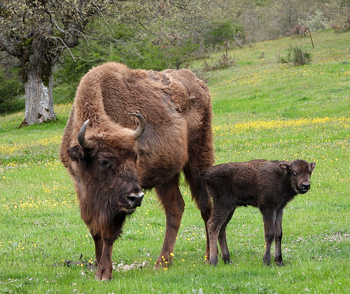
[99,160,109,168]
[293,172,297,176]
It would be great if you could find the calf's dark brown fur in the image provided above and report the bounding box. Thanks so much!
[199,159,316,266]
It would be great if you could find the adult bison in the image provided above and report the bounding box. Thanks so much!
[198,159,316,266]
[59,62,214,280]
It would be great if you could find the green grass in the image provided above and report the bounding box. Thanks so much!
[1,30,350,293]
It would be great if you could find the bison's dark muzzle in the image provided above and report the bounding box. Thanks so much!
[119,191,144,214]
[127,192,144,207]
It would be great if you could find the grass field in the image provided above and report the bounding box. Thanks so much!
[1,30,350,293]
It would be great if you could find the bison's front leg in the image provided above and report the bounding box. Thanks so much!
[274,209,284,266]
[93,222,124,280]
[95,238,115,281]
[91,232,103,267]
[261,208,276,266]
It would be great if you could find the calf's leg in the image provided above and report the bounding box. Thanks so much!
[261,208,276,266]
[218,210,234,264]
[274,209,284,266]
[201,208,212,261]
[155,174,185,267]
[208,204,233,266]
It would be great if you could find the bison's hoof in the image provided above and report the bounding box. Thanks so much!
[95,269,112,281]
[153,260,170,270]
[95,273,112,281]
[276,260,284,266]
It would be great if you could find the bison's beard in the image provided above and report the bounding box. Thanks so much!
[119,206,137,214]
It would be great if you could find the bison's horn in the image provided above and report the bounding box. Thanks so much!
[129,113,146,140]
[78,120,95,149]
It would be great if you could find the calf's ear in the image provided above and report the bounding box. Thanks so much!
[67,145,84,162]
[279,163,290,173]
[310,162,316,172]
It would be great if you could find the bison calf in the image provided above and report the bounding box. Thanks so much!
[200,159,316,266]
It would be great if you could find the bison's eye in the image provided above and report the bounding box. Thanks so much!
[99,160,110,168]
[293,171,297,176]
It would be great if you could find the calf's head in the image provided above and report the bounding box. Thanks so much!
[67,114,146,214]
[280,160,316,194]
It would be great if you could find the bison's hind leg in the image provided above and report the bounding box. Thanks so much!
[154,174,185,268]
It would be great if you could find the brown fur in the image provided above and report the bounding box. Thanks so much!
[60,62,214,280]
[199,159,316,266]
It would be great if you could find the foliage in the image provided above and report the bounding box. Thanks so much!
[203,54,236,71]
[299,10,329,31]
[203,20,245,48]
[278,45,312,66]
[54,22,203,100]
[0,0,107,82]
[0,68,24,114]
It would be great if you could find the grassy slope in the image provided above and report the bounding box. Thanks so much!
[0,30,349,293]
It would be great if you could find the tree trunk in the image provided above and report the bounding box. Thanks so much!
[20,71,56,127]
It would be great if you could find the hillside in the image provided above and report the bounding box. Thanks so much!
[206,30,350,123]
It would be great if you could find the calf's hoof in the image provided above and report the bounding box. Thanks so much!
[222,255,232,265]
[275,260,284,266]
[210,256,218,266]
[262,258,271,267]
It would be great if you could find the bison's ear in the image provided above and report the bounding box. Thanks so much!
[310,162,316,172]
[67,145,84,162]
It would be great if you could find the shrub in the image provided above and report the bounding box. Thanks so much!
[203,54,235,71]
[299,10,328,32]
[278,45,312,66]
[203,20,245,48]
[0,68,25,114]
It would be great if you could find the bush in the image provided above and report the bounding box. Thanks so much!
[299,10,328,32]
[0,69,25,114]
[203,20,245,48]
[278,45,312,66]
[54,23,203,100]
[203,54,235,71]
[54,23,169,100]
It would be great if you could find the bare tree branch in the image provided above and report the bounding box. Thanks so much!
[49,36,76,62]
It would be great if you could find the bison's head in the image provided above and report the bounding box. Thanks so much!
[67,114,146,215]
[280,160,316,194]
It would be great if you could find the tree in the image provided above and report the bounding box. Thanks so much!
[0,0,112,126]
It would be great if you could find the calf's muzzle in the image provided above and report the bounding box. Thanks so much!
[300,182,310,193]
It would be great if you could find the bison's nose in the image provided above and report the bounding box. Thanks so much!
[127,192,144,207]
[301,183,310,190]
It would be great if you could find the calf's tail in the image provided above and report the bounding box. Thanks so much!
[197,170,212,214]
